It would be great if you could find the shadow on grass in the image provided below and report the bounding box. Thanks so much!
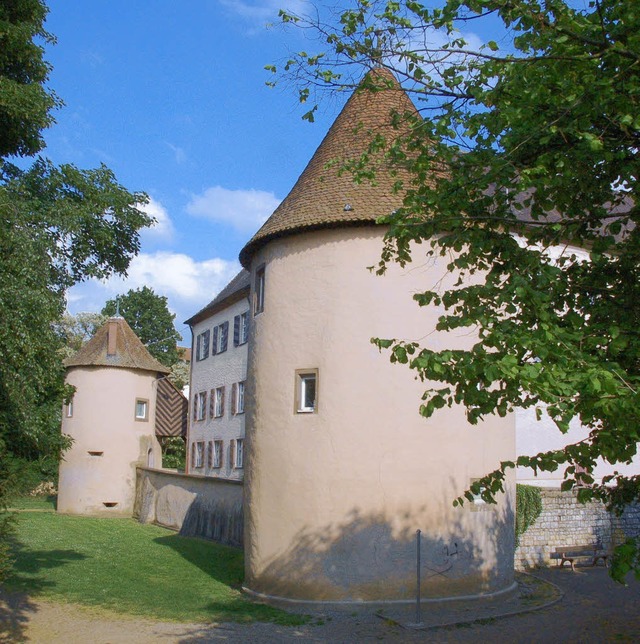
[1,537,87,642]
[153,534,307,625]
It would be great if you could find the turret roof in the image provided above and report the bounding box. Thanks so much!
[64,316,170,374]
[239,67,418,267]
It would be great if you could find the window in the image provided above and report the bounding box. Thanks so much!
[193,391,207,421]
[231,438,244,469]
[254,265,265,315]
[135,398,149,421]
[295,370,318,413]
[211,386,225,418]
[234,311,249,346]
[231,381,245,415]
[235,438,244,469]
[65,399,73,418]
[195,329,210,361]
[193,441,204,468]
[212,321,229,355]
[213,440,223,468]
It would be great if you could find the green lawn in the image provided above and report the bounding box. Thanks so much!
[8,495,57,511]
[3,511,306,624]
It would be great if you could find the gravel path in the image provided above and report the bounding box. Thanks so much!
[1,567,638,643]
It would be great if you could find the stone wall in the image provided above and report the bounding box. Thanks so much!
[515,489,640,570]
[134,467,243,547]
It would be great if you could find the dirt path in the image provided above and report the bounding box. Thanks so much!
[2,568,639,643]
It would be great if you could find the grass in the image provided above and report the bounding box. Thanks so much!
[8,495,57,511]
[3,511,306,625]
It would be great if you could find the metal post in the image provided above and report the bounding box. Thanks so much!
[416,528,422,625]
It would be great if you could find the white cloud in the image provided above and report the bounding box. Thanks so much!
[219,0,309,23]
[65,252,241,333]
[186,185,280,233]
[140,197,174,242]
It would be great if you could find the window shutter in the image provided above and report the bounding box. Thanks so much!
[220,442,225,469]
[212,326,219,355]
[220,386,225,416]
[203,329,210,359]
[191,443,196,469]
[192,396,197,420]
[209,389,215,418]
[230,439,236,468]
[207,442,212,468]
[231,383,237,416]
[233,315,240,346]
[195,335,201,361]
[220,321,229,353]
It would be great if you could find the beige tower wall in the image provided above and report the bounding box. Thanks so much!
[244,226,516,603]
[58,366,162,516]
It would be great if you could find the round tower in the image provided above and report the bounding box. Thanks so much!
[240,69,516,604]
[58,317,168,516]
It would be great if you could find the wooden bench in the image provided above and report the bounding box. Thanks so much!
[550,544,608,572]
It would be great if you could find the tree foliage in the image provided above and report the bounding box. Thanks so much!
[274,0,640,571]
[0,0,151,578]
[56,311,108,359]
[102,287,181,368]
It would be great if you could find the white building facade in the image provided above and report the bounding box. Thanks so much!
[185,270,250,481]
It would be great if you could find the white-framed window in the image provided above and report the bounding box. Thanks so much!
[65,399,73,418]
[234,311,249,346]
[193,441,205,468]
[212,321,229,355]
[231,381,245,415]
[195,329,210,361]
[135,398,149,421]
[194,391,207,421]
[231,438,244,469]
[211,386,225,418]
[254,265,265,315]
[295,370,318,413]
[213,440,223,468]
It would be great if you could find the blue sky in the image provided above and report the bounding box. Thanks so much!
[44,1,344,341]
[43,0,519,342]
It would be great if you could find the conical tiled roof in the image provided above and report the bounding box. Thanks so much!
[64,317,170,374]
[239,67,419,267]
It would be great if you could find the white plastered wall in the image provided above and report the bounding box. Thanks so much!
[58,366,161,516]
[188,296,249,480]
[244,226,516,602]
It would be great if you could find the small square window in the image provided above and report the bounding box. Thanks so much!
[254,266,265,315]
[65,400,74,418]
[295,370,318,413]
[135,399,149,421]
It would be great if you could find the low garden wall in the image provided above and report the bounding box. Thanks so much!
[515,488,640,570]
[134,467,243,547]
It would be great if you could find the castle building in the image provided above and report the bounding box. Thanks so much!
[235,68,516,603]
[58,316,185,515]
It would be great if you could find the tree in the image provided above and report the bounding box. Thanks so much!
[0,0,151,579]
[102,287,181,368]
[273,0,640,579]
[56,312,108,359]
